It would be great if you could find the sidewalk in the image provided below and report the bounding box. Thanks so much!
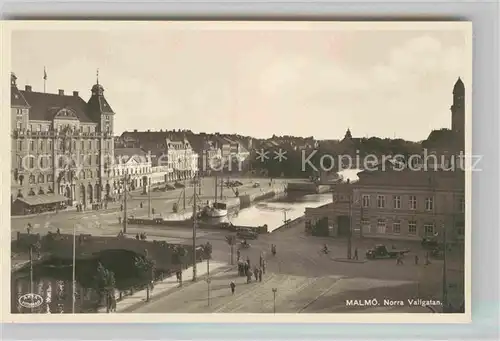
[98,260,231,313]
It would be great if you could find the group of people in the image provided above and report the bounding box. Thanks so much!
[236,253,267,285]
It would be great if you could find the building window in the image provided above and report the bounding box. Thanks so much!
[38,174,44,183]
[39,140,44,151]
[17,140,23,151]
[393,195,401,209]
[37,124,42,132]
[377,195,386,208]
[459,198,465,213]
[29,174,35,184]
[409,196,417,210]
[17,156,23,169]
[29,157,34,169]
[425,197,434,211]
[456,223,465,236]
[377,219,386,234]
[362,195,370,208]
[424,224,434,236]
[28,188,35,196]
[88,141,92,149]
[361,218,370,233]
[47,174,53,182]
[48,141,52,150]
[393,220,401,234]
[73,140,76,150]
[408,220,417,235]
[29,140,34,151]
[81,141,85,150]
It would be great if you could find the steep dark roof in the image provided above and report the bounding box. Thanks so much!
[453,77,465,95]
[87,94,114,114]
[20,90,94,123]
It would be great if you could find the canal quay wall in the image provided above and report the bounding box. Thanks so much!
[11,232,208,273]
[287,182,331,194]
[129,185,287,232]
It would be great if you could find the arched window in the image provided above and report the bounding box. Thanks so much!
[80,170,85,179]
[47,174,54,182]
[38,174,44,183]
[29,174,35,184]
[47,186,53,194]
[38,188,45,194]
[28,188,35,196]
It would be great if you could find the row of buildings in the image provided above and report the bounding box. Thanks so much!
[305,77,466,242]
[10,73,251,211]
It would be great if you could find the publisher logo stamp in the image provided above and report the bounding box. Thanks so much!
[18,293,43,309]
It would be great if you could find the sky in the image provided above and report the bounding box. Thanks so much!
[10,22,471,141]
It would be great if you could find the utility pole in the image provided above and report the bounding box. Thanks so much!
[272,288,277,314]
[183,176,187,211]
[347,192,352,260]
[123,174,129,234]
[148,179,151,218]
[72,224,76,313]
[192,175,197,282]
[220,177,223,201]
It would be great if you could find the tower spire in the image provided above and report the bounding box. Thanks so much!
[96,69,99,85]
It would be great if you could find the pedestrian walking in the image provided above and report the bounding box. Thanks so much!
[262,260,266,274]
[258,268,263,282]
[246,256,250,267]
[396,253,404,265]
[354,248,358,260]
[254,267,259,281]
[140,202,143,208]
[415,255,419,265]
[136,233,140,240]
[425,252,431,265]
[120,204,123,211]
[230,281,236,294]
[118,216,122,225]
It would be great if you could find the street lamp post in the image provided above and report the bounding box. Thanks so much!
[72,224,77,314]
[206,277,211,306]
[122,174,130,234]
[272,288,277,314]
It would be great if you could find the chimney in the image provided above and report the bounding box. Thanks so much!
[73,91,79,97]
[25,85,32,92]
[58,89,64,95]
[147,129,150,132]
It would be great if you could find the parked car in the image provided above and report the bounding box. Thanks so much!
[166,183,176,190]
[174,182,185,188]
[365,244,410,259]
[236,228,258,240]
[253,182,260,188]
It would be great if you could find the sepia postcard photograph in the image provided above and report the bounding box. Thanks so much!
[1,20,471,323]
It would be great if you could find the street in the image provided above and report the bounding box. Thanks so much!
[118,222,443,314]
[10,176,290,238]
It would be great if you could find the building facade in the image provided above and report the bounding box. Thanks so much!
[111,148,152,196]
[11,73,115,208]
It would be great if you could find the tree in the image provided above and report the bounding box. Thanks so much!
[93,262,116,312]
[134,256,156,301]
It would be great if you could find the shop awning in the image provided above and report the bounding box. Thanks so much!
[15,194,69,206]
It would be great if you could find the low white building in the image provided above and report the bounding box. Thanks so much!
[106,148,152,197]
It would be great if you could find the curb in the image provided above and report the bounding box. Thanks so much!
[331,258,367,264]
[116,265,236,313]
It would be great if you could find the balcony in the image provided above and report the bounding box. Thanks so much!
[12,129,107,139]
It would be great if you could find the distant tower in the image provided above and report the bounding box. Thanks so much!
[343,128,352,140]
[451,77,465,138]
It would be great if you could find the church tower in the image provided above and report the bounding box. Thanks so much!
[451,77,465,139]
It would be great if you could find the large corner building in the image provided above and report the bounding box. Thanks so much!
[10,72,115,209]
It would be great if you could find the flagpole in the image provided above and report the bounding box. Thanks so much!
[43,67,47,93]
